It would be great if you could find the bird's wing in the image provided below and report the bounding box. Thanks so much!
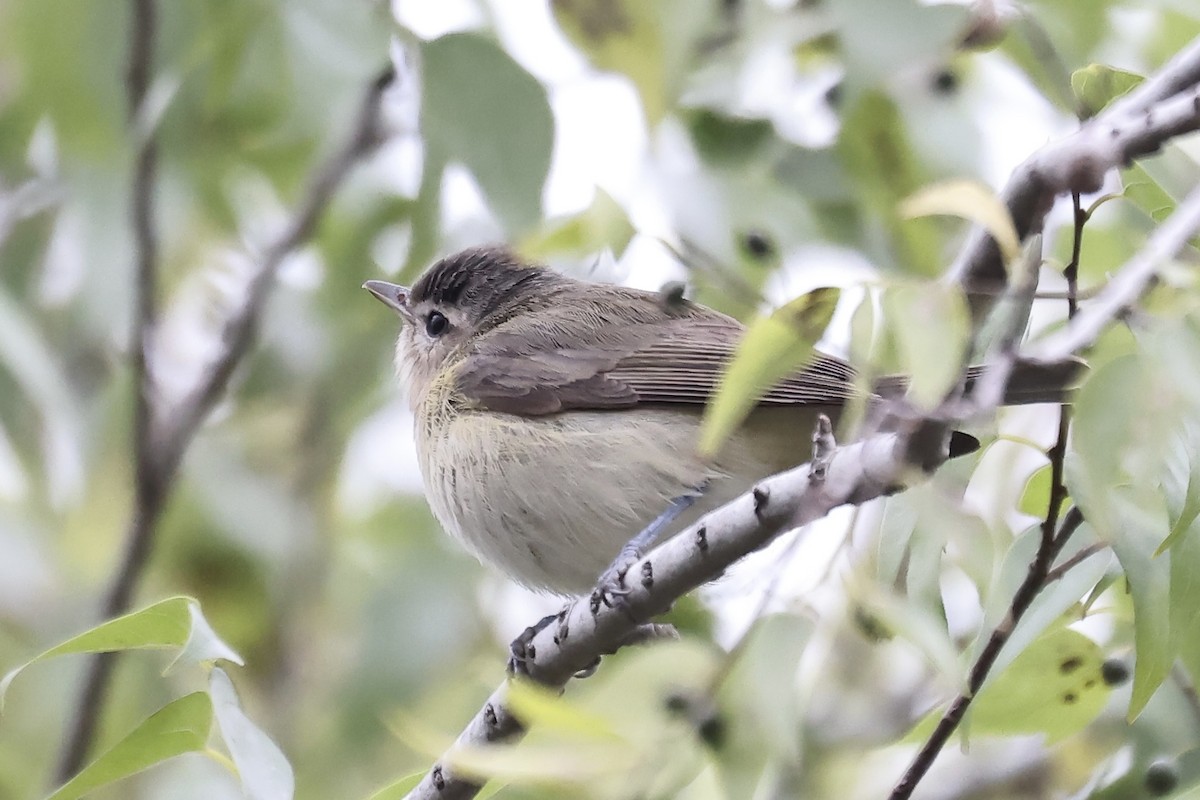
[453,288,857,416]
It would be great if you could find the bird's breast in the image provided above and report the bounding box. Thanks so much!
[413,388,816,594]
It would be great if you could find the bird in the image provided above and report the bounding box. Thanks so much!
[365,246,1076,596]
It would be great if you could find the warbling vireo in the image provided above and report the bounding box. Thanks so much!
[365,247,1076,596]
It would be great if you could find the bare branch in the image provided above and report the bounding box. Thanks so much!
[952,47,1200,320]
[1030,181,1200,362]
[405,427,931,799]
[889,507,1085,800]
[404,40,1200,800]
[1106,37,1200,119]
[158,64,396,473]
[895,178,1107,799]
[54,0,160,780]
[52,39,396,781]
[1044,542,1109,585]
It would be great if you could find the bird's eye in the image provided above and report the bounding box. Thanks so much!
[425,311,449,337]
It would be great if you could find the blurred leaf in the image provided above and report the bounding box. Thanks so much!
[774,146,855,206]
[852,582,960,682]
[361,773,424,800]
[713,614,812,798]
[837,92,940,275]
[210,668,294,800]
[448,737,633,786]
[909,626,1109,744]
[686,109,774,168]
[44,693,212,800]
[0,287,82,498]
[421,33,553,233]
[506,679,620,739]
[519,189,635,260]
[1106,487,1173,720]
[1065,351,1185,718]
[876,492,918,588]
[1,596,241,708]
[1071,64,1143,118]
[881,282,969,409]
[698,287,840,457]
[900,179,1020,263]
[1171,512,1200,704]
[553,0,665,123]
[833,0,966,92]
[1157,440,1200,556]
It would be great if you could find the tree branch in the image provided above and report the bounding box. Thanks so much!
[1029,181,1200,363]
[53,0,160,780]
[888,507,1085,800]
[892,156,1200,800]
[157,63,396,477]
[52,41,395,780]
[403,39,1200,800]
[405,428,934,800]
[952,40,1200,320]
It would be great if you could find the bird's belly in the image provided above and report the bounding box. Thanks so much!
[415,404,817,595]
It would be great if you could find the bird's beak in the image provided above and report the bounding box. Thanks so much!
[363,280,414,323]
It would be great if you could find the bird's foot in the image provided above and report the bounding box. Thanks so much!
[589,485,709,614]
[507,611,563,677]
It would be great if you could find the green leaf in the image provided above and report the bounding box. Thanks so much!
[686,109,775,168]
[506,679,620,739]
[210,668,294,800]
[361,773,424,800]
[1157,430,1200,556]
[518,188,635,260]
[1107,487,1174,719]
[1171,512,1200,702]
[552,0,666,123]
[698,287,840,457]
[910,627,1109,744]
[1123,162,1177,223]
[1018,464,1053,517]
[713,614,812,799]
[881,282,969,409]
[833,0,966,93]
[837,92,939,275]
[1071,64,1144,118]
[420,33,553,233]
[1,596,241,709]
[900,179,1020,263]
[45,693,213,800]
[974,522,1110,680]
[720,615,811,751]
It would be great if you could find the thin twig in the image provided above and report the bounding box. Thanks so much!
[888,507,1085,800]
[51,46,396,782]
[951,40,1200,321]
[1065,191,1084,319]
[1044,542,1108,585]
[1031,182,1200,362]
[1171,663,1200,727]
[408,40,1200,800]
[890,176,1102,800]
[54,0,160,780]
[158,64,396,474]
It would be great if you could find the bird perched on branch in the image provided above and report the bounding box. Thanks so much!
[366,246,1077,596]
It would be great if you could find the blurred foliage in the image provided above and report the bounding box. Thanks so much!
[1,0,1200,799]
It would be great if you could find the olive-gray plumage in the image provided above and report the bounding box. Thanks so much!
[366,246,1074,594]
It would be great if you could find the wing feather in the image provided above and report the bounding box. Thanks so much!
[453,288,859,416]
